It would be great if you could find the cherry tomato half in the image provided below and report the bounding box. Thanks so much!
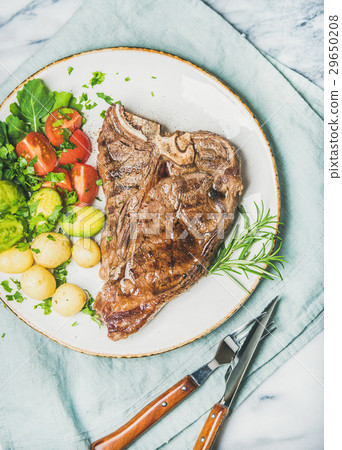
[16,132,57,176]
[45,108,82,147]
[71,163,99,206]
[42,167,73,191]
[58,129,92,165]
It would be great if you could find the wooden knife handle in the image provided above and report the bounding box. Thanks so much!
[193,403,229,450]
[91,375,198,450]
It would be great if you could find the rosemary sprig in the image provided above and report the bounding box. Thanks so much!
[209,202,287,293]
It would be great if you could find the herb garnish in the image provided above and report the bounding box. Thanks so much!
[96,179,103,186]
[47,234,56,241]
[82,290,101,327]
[34,297,52,315]
[45,172,66,183]
[96,92,113,105]
[31,248,40,254]
[53,260,71,287]
[107,236,113,242]
[72,321,78,327]
[209,202,286,293]
[151,92,154,97]
[67,66,74,75]
[124,77,131,82]
[84,101,98,110]
[100,110,106,119]
[0,281,12,293]
[89,71,106,87]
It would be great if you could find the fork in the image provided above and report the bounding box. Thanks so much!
[91,313,273,450]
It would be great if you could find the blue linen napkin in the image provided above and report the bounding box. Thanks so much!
[0,1,323,449]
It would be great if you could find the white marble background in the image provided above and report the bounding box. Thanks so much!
[0,1,324,449]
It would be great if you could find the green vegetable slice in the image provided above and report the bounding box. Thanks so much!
[58,206,105,237]
[0,215,24,253]
[0,180,25,214]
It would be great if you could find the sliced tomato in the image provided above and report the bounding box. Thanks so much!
[71,163,99,206]
[58,129,92,165]
[45,108,82,146]
[42,167,73,191]
[16,132,57,176]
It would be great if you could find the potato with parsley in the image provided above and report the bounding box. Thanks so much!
[21,265,56,300]
[31,232,71,269]
[0,247,34,273]
[52,283,86,317]
[72,238,101,268]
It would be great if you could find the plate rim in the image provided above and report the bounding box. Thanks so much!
[0,46,281,358]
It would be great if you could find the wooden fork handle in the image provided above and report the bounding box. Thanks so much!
[193,403,229,450]
[91,375,198,450]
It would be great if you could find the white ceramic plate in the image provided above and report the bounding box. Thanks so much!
[0,48,280,357]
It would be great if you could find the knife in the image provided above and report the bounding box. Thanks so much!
[90,310,270,450]
[193,297,278,450]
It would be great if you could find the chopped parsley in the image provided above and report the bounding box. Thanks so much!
[1,280,12,293]
[82,84,88,88]
[47,234,56,241]
[79,92,88,103]
[82,290,101,327]
[72,321,78,327]
[1,333,5,338]
[95,196,102,202]
[53,260,71,287]
[96,179,103,186]
[124,77,130,82]
[107,236,113,242]
[58,128,76,154]
[31,248,40,254]
[6,291,25,303]
[151,76,157,79]
[96,92,113,105]
[100,110,106,119]
[34,297,52,315]
[10,278,21,290]
[151,91,154,97]
[67,66,74,75]
[45,171,66,183]
[84,101,97,110]
[89,71,106,87]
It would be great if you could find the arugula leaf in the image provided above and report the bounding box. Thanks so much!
[69,96,84,114]
[6,115,30,145]
[96,92,113,105]
[9,102,26,121]
[16,79,55,131]
[89,71,105,87]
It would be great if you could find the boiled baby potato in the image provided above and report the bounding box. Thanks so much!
[21,265,56,300]
[31,232,71,269]
[72,238,101,268]
[52,283,86,317]
[0,247,34,273]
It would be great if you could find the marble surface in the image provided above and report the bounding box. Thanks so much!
[0,1,323,449]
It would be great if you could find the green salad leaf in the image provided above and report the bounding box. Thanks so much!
[15,79,55,131]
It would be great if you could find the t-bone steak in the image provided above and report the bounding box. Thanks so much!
[95,105,243,341]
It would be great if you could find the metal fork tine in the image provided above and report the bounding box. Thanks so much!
[230,311,267,339]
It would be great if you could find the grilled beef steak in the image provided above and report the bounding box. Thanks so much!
[95,105,243,341]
